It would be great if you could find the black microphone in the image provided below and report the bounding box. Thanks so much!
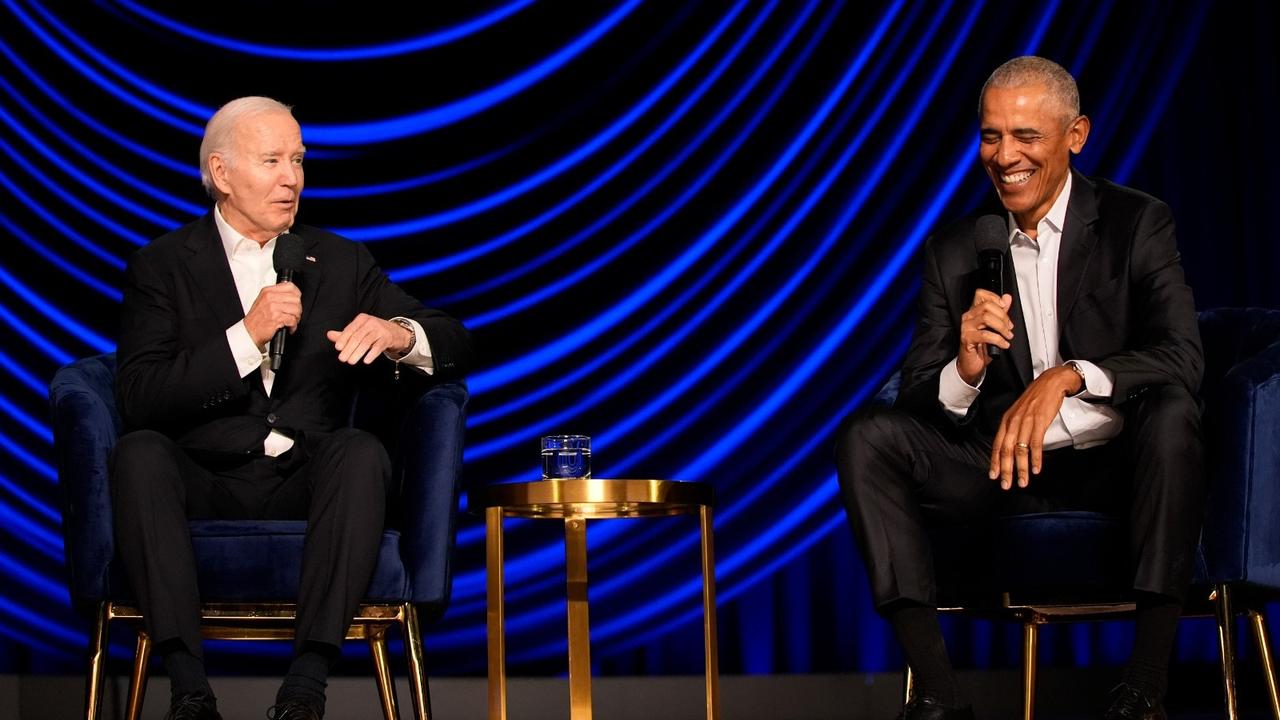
[269,233,306,371]
[974,214,1008,358]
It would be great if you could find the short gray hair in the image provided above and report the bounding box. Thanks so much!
[199,96,294,199]
[979,56,1080,125]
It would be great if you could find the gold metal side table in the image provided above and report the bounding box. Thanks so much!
[482,478,720,720]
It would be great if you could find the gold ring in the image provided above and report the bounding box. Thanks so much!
[1016,442,1030,450]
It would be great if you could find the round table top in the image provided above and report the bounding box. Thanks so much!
[479,478,714,519]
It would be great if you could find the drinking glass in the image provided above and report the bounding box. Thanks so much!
[541,435,591,479]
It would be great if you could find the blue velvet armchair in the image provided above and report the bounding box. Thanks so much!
[49,352,468,720]
[876,308,1280,720]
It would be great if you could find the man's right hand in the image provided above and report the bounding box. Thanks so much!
[957,289,1014,385]
[244,281,302,348]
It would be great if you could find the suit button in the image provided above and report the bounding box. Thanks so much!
[223,390,232,399]
[267,413,278,425]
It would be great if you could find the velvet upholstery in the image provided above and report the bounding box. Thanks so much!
[1197,308,1280,591]
[50,353,121,610]
[49,352,468,615]
[872,308,1280,602]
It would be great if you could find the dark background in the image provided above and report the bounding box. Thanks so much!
[0,0,1276,678]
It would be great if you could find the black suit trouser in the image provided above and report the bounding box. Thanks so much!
[110,428,390,658]
[834,384,1205,609]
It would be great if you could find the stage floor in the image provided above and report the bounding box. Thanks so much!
[1,666,1272,719]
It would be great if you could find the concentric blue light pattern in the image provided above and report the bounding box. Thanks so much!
[1,0,1276,678]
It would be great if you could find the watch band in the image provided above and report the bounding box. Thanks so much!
[392,317,416,354]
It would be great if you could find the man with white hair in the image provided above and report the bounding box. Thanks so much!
[835,57,1204,720]
[112,97,471,720]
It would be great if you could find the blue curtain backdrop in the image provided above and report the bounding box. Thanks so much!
[0,0,1276,676]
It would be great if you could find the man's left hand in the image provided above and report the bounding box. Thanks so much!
[326,314,414,365]
[989,365,1083,490]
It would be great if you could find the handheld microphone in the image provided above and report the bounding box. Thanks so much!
[269,233,305,371]
[974,214,1008,358]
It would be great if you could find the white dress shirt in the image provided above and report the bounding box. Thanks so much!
[938,173,1124,449]
[214,205,434,456]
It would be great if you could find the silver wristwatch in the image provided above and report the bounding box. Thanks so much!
[391,318,416,379]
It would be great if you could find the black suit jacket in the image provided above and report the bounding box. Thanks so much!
[894,169,1203,437]
[116,213,472,456]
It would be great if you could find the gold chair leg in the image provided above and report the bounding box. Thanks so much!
[486,506,507,720]
[564,517,593,720]
[403,604,433,720]
[1214,584,1240,720]
[1248,609,1280,720]
[904,665,914,704]
[126,630,151,720]
[1022,622,1038,720]
[85,601,110,720]
[368,624,400,720]
[699,505,720,720]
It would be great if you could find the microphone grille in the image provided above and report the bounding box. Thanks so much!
[273,232,306,273]
[975,214,1008,253]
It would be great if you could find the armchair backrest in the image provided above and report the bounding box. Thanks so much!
[49,352,469,612]
[1196,308,1280,589]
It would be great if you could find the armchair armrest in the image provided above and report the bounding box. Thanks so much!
[392,382,468,612]
[48,354,120,610]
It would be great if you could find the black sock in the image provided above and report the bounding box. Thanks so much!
[158,639,212,699]
[887,601,964,707]
[277,641,339,709]
[1123,593,1182,701]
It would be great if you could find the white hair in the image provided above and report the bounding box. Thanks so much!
[979,56,1080,126]
[199,96,294,199]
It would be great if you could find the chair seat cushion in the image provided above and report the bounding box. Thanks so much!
[108,521,411,603]
[931,511,1131,604]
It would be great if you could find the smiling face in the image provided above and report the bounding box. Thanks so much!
[208,110,305,244]
[979,84,1089,232]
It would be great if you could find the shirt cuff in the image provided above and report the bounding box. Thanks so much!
[226,321,266,379]
[938,357,982,417]
[1066,359,1114,400]
[385,317,435,375]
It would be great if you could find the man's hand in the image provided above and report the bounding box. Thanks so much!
[958,290,1014,385]
[244,281,303,348]
[326,314,414,365]
[989,365,1084,490]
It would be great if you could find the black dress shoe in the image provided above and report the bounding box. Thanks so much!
[164,692,222,720]
[1103,683,1167,720]
[895,695,977,720]
[266,698,324,720]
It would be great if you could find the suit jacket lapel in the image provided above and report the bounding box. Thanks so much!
[183,213,246,331]
[1003,248,1034,387]
[265,230,322,388]
[294,231,322,330]
[1057,169,1100,344]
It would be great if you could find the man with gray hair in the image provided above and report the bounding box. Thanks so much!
[835,57,1203,720]
[112,97,471,719]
